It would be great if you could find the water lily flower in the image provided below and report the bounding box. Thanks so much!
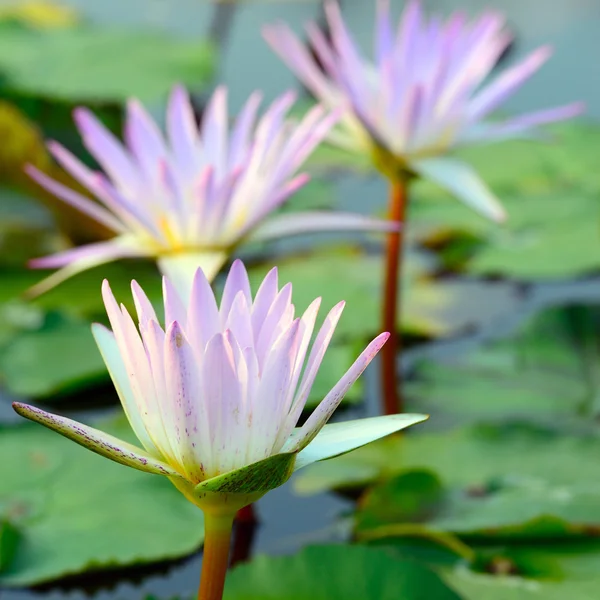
[13,260,426,600]
[27,85,394,297]
[264,0,583,220]
[264,0,583,416]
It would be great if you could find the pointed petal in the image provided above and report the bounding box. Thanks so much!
[157,251,228,299]
[412,157,506,222]
[248,211,399,243]
[167,85,200,178]
[162,276,187,327]
[92,323,159,454]
[12,402,181,478]
[164,321,205,481]
[73,107,140,193]
[251,267,278,338]
[290,332,390,452]
[462,102,585,143]
[291,414,428,470]
[26,236,146,298]
[25,165,125,233]
[468,46,552,121]
[220,259,252,320]
[187,266,220,355]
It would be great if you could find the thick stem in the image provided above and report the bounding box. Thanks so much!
[198,512,235,600]
[381,178,408,416]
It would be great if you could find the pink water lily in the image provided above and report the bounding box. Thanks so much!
[14,260,426,509]
[27,85,394,296]
[264,0,583,220]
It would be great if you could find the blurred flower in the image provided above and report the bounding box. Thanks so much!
[264,0,584,220]
[14,260,426,511]
[27,85,394,296]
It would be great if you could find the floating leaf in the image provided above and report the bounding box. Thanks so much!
[0,520,20,573]
[224,544,460,599]
[294,424,600,498]
[410,123,600,279]
[404,306,600,428]
[0,23,216,103]
[0,416,204,586]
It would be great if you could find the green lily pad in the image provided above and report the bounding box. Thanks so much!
[357,469,600,541]
[0,312,105,398]
[294,424,600,497]
[224,544,460,599]
[0,22,216,102]
[410,123,600,280]
[444,568,599,600]
[0,520,20,573]
[405,306,600,428]
[0,415,204,586]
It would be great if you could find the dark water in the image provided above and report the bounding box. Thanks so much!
[3,0,600,598]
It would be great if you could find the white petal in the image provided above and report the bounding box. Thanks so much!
[290,414,428,470]
[248,211,399,243]
[187,267,220,356]
[164,321,206,482]
[92,323,158,455]
[251,319,302,462]
[412,157,506,222]
[290,332,390,452]
[157,251,228,299]
[12,403,181,478]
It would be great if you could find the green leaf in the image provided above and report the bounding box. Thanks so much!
[411,122,600,279]
[294,424,600,499]
[404,307,600,428]
[0,312,105,398]
[0,520,20,573]
[444,569,600,600]
[224,544,461,599]
[0,416,204,586]
[0,23,216,102]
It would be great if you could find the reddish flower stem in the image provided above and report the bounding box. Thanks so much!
[197,512,235,600]
[381,177,408,416]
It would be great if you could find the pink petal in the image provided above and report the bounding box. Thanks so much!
[290,332,390,452]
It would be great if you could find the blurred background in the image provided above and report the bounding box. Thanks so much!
[1,1,600,599]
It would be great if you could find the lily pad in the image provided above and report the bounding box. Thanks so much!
[0,22,216,103]
[0,312,105,398]
[410,123,600,280]
[0,416,204,586]
[224,544,460,599]
[404,306,600,428]
[293,424,600,497]
[444,568,600,600]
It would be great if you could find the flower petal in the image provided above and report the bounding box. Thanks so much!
[468,46,551,121]
[25,165,125,233]
[26,236,146,297]
[12,402,181,478]
[412,157,506,222]
[157,251,228,299]
[290,413,428,470]
[290,332,390,453]
[92,323,159,455]
[462,102,585,143]
[248,211,399,243]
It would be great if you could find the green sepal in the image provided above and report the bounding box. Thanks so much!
[196,452,297,495]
